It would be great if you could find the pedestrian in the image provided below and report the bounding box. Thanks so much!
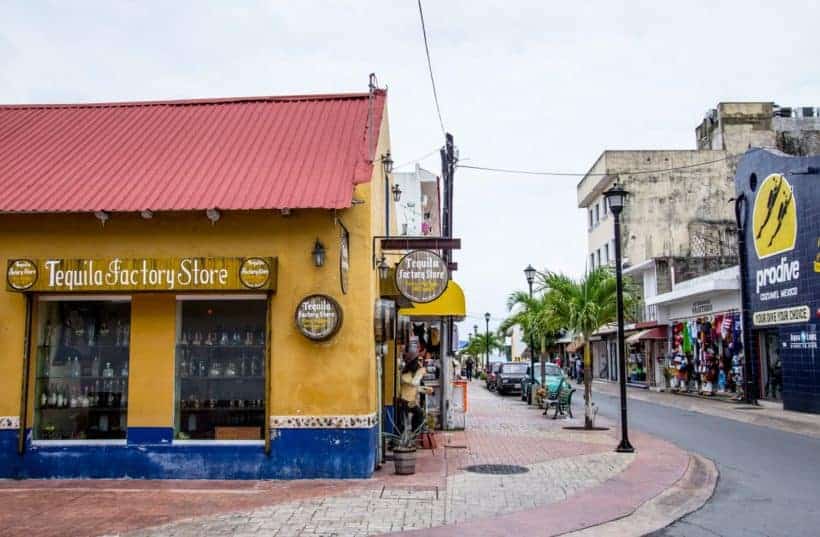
[465,357,475,381]
[771,358,783,399]
[575,355,583,385]
[398,355,431,434]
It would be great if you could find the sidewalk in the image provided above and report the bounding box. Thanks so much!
[593,379,820,439]
[0,384,715,537]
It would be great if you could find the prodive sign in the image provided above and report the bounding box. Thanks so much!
[735,153,819,327]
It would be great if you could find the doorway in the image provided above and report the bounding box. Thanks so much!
[757,331,782,400]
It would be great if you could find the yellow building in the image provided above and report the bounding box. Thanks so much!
[0,89,395,478]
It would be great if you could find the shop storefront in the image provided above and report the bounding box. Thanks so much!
[398,280,467,430]
[735,149,820,413]
[646,267,741,394]
[0,89,396,478]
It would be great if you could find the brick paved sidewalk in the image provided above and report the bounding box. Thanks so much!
[0,382,696,537]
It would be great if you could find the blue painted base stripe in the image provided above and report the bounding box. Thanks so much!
[0,426,377,479]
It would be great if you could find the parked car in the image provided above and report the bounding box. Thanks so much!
[485,362,503,391]
[496,362,529,395]
[522,363,566,405]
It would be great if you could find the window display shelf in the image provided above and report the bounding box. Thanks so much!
[179,408,265,413]
[38,407,127,412]
[176,344,265,350]
[36,375,129,381]
[39,344,130,351]
[179,376,263,381]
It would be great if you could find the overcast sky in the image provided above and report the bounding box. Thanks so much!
[2,1,818,335]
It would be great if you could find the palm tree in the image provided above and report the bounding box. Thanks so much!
[500,291,559,387]
[470,332,505,370]
[539,266,636,429]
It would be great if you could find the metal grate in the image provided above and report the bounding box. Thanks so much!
[463,464,529,475]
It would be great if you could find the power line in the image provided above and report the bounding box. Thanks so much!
[394,148,440,170]
[457,148,758,178]
[417,0,446,136]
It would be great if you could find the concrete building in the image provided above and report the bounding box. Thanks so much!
[392,165,441,237]
[577,101,819,385]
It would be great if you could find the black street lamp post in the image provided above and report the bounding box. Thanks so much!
[734,193,757,405]
[484,312,491,371]
[524,265,537,383]
[604,183,635,454]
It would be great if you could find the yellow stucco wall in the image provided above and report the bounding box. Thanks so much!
[129,294,176,426]
[1,106,393,428]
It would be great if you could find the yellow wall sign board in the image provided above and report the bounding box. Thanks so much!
[394,250,449,304]
[6,257,277,293]
[753,305,810,327]
[295,294,343,341]
[753,173,797,259]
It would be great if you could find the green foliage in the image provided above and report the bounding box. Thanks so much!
[464,331,504,359]
[537,266,637,340]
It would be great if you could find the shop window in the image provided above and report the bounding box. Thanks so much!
[175,299,266,441]
[34,299,131,441]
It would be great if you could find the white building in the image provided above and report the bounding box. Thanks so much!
[392,164,441,236]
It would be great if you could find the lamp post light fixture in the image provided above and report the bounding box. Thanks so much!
[377,256,390,280]
[382,152,394,237]
[604,182,634,454]
[484,312,491,371]
[391,183,402,203]
[312,239,326,268]
[524,264,537,383]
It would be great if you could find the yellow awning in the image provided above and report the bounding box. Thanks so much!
[399,281,466,319]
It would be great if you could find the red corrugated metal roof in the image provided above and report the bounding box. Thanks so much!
[0,90,386,213]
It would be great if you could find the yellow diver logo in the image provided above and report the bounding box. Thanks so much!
[753,173,797,259]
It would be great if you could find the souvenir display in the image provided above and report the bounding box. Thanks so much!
[668,312,742,397]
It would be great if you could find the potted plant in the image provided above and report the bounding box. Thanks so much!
[385,414,424,475]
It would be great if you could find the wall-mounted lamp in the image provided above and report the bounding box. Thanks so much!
[140,210,154,220]
[381,152,394,175]
[94,211,110,226]
[206,208,221,224]
[377,256,390,280]
[391,183,402,203]
[312,239,326,267]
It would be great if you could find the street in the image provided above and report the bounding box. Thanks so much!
[593,391,820,537]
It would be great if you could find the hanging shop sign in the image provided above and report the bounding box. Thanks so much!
[394,250,449,304]
[295,294,343,341]
[374,298,396,344]
[692,300,713,315]
[339,224,350,295]
[5,257,277,293]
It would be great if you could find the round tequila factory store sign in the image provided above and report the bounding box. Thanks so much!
[7,259,38,291]
[239,257,271,289]
[295,294,343,341]
[395,250,449,303]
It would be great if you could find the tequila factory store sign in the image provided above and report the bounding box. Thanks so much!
[295,294,343,341]
[6,257,277,293]
[394,250,449,303]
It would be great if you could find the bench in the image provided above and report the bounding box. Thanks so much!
[543,379,575,419]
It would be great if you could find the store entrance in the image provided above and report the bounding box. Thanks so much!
[758,330,783,401]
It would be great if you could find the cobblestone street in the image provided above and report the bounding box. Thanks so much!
[0,383,701,537]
